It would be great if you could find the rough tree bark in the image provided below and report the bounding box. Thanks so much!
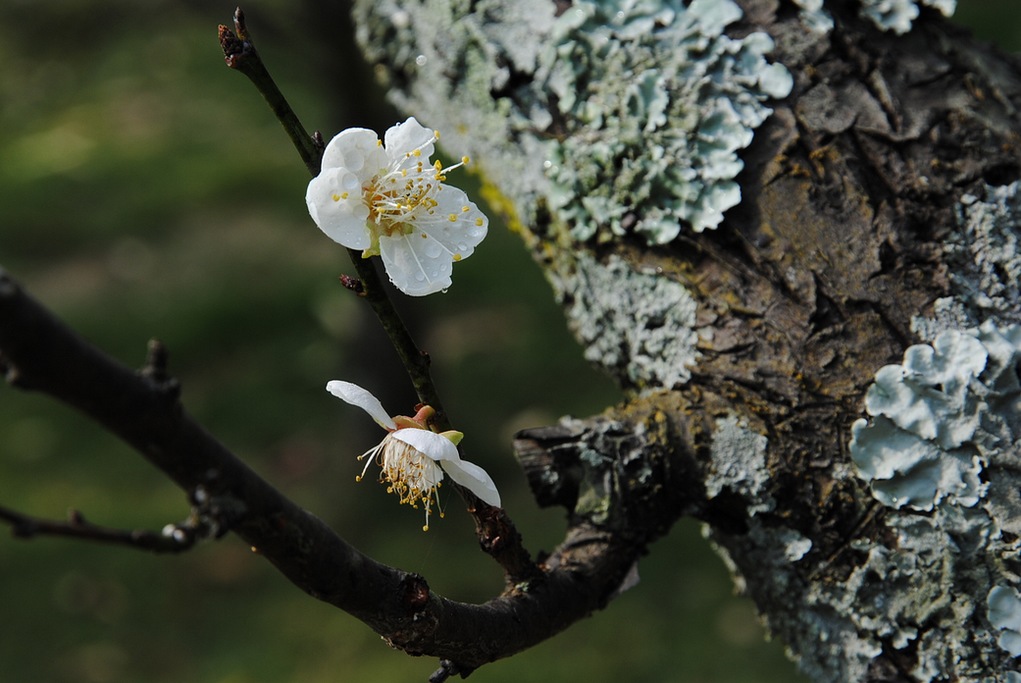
[349,0,1021,680]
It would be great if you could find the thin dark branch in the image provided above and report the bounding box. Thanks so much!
[218,8,321,175]
[217,8,537,579]
[219,7,446,422]
[0,505,196,553]
[0,266,663,672]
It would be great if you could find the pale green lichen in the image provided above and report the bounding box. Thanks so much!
[948,183,1021,322]
[844,320,1021,675]
[850,322,1020,511]
[354,0,792,248]
[989,585,1021,657]
[552,254,698,390]
[791,0,955,35]
[912,182,1021,341]
[541,0,793,243]
[859,0,956,34]
[706,414,773,513]
[353,0,559,233]
[788,0,833,33]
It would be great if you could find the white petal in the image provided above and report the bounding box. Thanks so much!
[383,117,436,164]
[326,380,396,430]
[306,168,372,250]
[378,232,454,296]
[439,458,501,507]
[409,184,489,260]
[321,128,388,178]
[390,430,502,507]
[389,428,460,462]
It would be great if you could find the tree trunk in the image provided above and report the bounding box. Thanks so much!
[352,0,1021,680]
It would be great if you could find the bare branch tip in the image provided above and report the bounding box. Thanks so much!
[218,24,244,66]
[428,661,458,683]
[141,338,181,401]
[339,274,366,295]
[233,7,248,39]
[144,338,170,372]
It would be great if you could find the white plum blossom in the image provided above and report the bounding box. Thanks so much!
[306,117,489,296]
[326,380,500,530]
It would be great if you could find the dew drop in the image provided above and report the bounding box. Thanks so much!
[345,152,365,173]
[423,241,442,258]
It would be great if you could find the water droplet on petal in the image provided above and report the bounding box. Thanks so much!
[338,148,361,170]
[423,241,442,258]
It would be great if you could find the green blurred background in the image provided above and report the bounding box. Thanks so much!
[0,2,1016,682]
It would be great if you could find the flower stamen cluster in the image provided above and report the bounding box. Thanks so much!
[327,380,500,530]
[356,432,446,528]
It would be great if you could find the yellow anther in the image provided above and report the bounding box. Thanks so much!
[462,156,470,164]
[475,217,484,227]
[461,206,470,212]
[448,214,457,222]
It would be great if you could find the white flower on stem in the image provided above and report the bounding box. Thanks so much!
[306,117,489,296]
[326,380,501,530]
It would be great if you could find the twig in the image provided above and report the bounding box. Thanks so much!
[0,266,657,671]
[428,660,466,683]
[218,7,444,422]
[217,7,538,580]
[218,8,321,175]
[0,505,196,553]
